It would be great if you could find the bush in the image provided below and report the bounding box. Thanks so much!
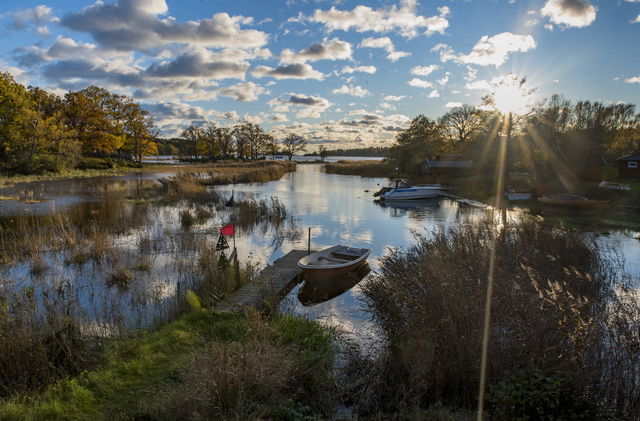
[489,368,596,420]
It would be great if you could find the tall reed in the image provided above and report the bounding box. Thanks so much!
[357,217,640,418]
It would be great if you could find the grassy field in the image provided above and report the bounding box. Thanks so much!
[0,309,336,420]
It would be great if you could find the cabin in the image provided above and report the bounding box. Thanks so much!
[616,153,640,179]
[421,154,473,175]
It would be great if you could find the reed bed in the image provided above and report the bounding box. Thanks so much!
[324,160,391,177]
[354,217,640,419]
[0,175,299,399]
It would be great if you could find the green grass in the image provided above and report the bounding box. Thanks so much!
[0,310,336,420]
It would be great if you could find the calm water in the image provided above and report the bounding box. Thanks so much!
[1,162,639,340]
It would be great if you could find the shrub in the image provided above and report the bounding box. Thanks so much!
[489,368,596,420]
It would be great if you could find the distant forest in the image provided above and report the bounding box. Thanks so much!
[305,146,390,157]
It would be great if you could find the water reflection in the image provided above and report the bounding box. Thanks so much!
[298,262,371,306]
[1,163,639,343]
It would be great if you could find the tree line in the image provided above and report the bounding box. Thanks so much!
[1,72,157,174]
[0,71,311,174]
[176,124,307,161]
[391,96,640,188]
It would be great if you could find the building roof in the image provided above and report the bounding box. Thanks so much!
[425,160,473,168]
[616,153,640,161]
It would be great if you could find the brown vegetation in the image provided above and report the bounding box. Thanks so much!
[356,217,640,418]
[324,160,392,178]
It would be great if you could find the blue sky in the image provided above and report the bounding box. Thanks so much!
[1,0,639,149]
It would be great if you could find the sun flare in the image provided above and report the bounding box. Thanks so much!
[491,74,533,115]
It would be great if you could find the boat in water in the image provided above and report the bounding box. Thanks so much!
[298,245,371,282]
[374,179,442,200]
[538,193,608,209]
[298,262,371,306]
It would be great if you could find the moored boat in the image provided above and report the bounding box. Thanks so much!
[538,193,607,209]
[298,245,371,282]
[374,179,442,200]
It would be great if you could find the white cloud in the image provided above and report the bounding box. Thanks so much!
[9,5,59,32]
[438,72,450,86]
[633,14,640,23]
[62,1,268,51]
[146,48,249,79]
[541,0,597,28]
[408,78,432,88]
[268,93,332,118]
[446,101,463,108]
[220,81,267,102]
[332,84,372,97]
[379,102,396,110]
[465,80,492,90]
[625,76,640,84]
[341,65,377,74]
[309,0,450,39]
[252,63,324,80]
[384,95,406,101]
[280,38,352,63]
[410,65,439,76]
[427,90,440,98]
[359,37,411,62]
[444,32,536,67]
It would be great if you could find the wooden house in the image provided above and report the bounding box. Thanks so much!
[421,154,473,175]
[616,153,640,179]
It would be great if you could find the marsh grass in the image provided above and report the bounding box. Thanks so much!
[324,160,391,177]
[356,217,640,418]
[0,165,301,399]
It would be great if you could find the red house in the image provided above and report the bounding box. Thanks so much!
[616,153,640,179]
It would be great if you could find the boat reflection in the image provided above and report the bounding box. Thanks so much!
[297,261,371,306]
[374,198,441,217]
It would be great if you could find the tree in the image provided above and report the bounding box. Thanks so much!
[319,145,328,162]
[197,124,220,161]
[439,104,485,149]
[390,115,443,173]
[233,122,267,159]
[180,125,203,159]
[123,102,156,163]
[64,86,122,154]
[281,133,307,160]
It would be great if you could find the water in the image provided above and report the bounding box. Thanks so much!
[1,162,639,341]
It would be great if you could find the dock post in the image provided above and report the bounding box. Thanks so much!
[307,227,311,255]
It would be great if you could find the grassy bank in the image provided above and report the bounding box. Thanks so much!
[198,160,296,185]
[0,309,336,420]
[324,160,392,178]
[0,160,296,189]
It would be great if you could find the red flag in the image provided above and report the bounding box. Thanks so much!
[220,223,234,236]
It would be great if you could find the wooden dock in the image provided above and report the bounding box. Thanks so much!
[214,249,312,313]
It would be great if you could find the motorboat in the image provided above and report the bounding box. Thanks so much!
[298,245,371,282]
[374,179,442,200]
[538,193,608,209]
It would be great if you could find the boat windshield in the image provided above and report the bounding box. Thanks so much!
[392,179,411,188]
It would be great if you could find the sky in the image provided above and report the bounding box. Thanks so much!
[1,0,639,150]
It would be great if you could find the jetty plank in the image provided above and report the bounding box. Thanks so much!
[214,249,312,312]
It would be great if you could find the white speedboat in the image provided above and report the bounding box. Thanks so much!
[298,245,371,282]
[374,179,442,200]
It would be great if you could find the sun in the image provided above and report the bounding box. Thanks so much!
[491,74,533,115]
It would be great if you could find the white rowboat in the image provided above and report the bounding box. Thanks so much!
[298,245,371,282]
